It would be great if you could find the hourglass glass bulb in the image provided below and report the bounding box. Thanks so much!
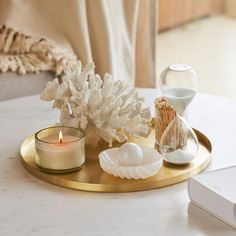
[159,115,199,165]
[159,64,198,115]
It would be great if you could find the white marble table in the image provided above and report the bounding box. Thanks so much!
[1,89,236,236]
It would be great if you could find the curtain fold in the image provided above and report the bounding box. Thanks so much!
[0,0,156,87]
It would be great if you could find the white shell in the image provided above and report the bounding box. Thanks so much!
[99,146,163,179]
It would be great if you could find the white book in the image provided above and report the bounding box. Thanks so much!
[188,166,236,228]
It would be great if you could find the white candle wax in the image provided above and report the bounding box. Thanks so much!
[35,134,85,171]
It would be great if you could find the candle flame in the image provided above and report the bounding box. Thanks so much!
[59,130,63,143]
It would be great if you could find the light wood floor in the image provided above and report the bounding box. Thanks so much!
[156,15,236,98]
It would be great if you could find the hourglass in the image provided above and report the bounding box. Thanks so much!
[158,64,199,165]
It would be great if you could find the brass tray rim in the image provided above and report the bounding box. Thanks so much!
[20,128,212,193]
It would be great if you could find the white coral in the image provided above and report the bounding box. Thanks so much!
[40,61,151,147]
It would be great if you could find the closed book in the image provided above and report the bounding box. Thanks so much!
[188,166,236,228]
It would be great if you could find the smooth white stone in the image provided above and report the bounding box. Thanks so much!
[116,143,143,166]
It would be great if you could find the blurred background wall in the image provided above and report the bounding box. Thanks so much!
[156,0,236,98]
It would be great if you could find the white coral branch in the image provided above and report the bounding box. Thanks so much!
[40,61,151,147]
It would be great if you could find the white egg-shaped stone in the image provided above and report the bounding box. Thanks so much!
[116,143,143,166]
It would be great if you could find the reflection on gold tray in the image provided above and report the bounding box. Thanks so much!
[20,127,212,192]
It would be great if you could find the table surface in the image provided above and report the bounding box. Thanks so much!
[1,89,236,236]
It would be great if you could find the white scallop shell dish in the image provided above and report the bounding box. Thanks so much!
[99,145,163,179]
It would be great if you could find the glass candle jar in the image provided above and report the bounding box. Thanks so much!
[35,126,85,173]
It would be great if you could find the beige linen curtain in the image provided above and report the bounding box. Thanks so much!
[0,0,156,87]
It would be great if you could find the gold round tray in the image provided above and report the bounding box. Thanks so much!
[20,128,212,192]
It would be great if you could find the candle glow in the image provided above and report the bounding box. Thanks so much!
[59,130,63,144]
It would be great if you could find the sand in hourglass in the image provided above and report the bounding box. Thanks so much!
[162,88,196,115]
[164,146,195,165]
[161,88,198,164]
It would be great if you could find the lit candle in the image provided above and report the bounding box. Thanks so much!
[35,126,85,173]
